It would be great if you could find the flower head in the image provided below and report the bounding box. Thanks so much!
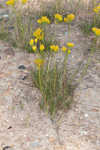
[34,38,38,43]
[40,44,45,51]
[54,14,63,22]
[37,16,50,24]
[93,4,100,14]
[29,39,34,46]
[34,58,44,68]
[68,49,71,54]
[67,42,74,48]
[64,17,69,23]
[64,14,75,23]
[92,27,100,36]
[6,0,15,6]
[37,19,42,24]
[50,45,59,52]
[61,46,67,52]
[32,45,37,52]
[21,0,27,4]
[33,28,44,40]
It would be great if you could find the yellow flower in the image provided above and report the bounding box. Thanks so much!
[21,0,27,4]
[92,27,97,31]
[64,14,75,23]
[68,49,71,54]
[92,27,100,36]
[37,19,42,24]
[29,39,34,46]
[61,46,67,52]
[6,0,15,6]
[34,38,38,43]
[64,17,69,23]
[33,28,44,40]
[50,45,59,52]
[41,16,50,24]
[67,14,75,21]
[54,14,63,22]
[37,16,50,24]
[67,42,74,48]
[34,58,44,68]
[40,44,45,51]
[93,5,100,14]
[32,45,37,52]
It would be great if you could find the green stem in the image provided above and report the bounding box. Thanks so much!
[54,58,57,95]
[47,54,51,75]
[60,53,68,98]
[68,24,71,39]
[38,68,42,92]
[77,49,94,84]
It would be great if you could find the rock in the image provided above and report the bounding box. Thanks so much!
[2,146,12,150]
[18,65,26,70]
[30,141,40,147]
[21,75,28,80]
[0,14,9,21]
[84,114,88,118]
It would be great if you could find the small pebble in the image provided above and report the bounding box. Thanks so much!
[30,141,40,147]
[18,65,26,70]
[2,146,12,150]
[7,126,12,129]
[84,114,88,118]
[21,75,27,80]
[80,130,87,136]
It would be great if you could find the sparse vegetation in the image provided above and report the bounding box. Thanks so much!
[0,0,99,121]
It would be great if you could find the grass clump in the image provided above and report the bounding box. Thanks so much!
[28,13,77,120]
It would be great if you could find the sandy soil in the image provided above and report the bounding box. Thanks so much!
[0,1,100,150]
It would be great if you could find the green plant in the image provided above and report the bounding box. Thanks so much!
[28,12,83,121]
[32,51,75,120]
[80,2,100,35]
[4,0,37,49]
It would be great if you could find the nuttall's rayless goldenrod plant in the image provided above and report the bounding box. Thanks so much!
[80,2,100,35]
[32,43,75,120]
[92,27,100,48]
[29,13,78,120]
[90,3,100,49]
[5,0,36,49]
[30,12,95,123]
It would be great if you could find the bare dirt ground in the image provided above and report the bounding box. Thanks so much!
[0,1,100,150]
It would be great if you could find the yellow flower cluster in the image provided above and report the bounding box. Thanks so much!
[92,27,100,36]
[33,28,44,40]
[21,0,27,4]
[6,0,15,6]
[29,35,46,52]
[32,45,37,52]
[29,38,37,46]
[34,58,44,68]
[61,42,74,54]
[50,45,59,52]
[54,14,63,22]
[6,0,27,5]
[67,42,74,47]
[37,16,50,24]
[64,14,75,23]
[93,4,100,14]
[29,39,45,52]
[40,44,45,51]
